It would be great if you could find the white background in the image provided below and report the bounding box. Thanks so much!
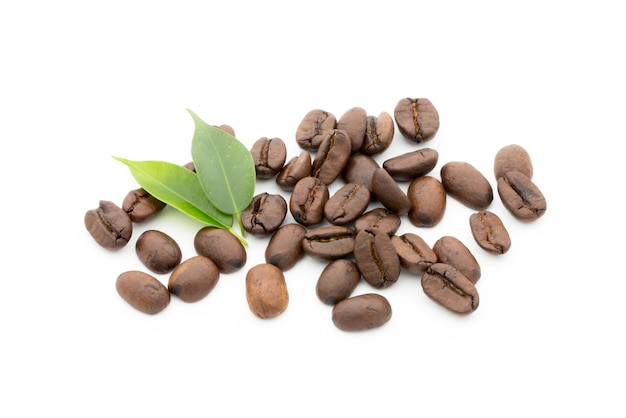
[2,1,625,417]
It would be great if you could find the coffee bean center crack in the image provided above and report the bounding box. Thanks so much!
[411,100,422,140]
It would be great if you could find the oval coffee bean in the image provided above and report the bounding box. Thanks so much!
[382,148,439,181]
[393,97,440,143]
[116,270,170,315]
[135,229,182,274]
[391,233,437,274]
[494,144,533,180]
[440,161,493,211]
[355,207,401,236]
[421,263,479,314]
[310,129,352,185]
[371,168,412,214]
[84,200,133,250]
[302,225,356,261]
[295,109,337,151]
[245,263,289,319]
[168,255,220,303]
[250,137,287,179]
[407,176,446,227]
[432,236,481,284]
[337,106,367,153]
[289,176,329,227]
[194,227,247,273]
[241,192,287,236]
[316,259,361,305]
[265,223,308,271]
[497,171,547,222]
[216,124,235,136]
[469,210,512,255]
[324,182,371,225]
[332,293,392,331]
[122,188,166,223]
[342,153,380,193]
[361,112,394,156]
[354,229,401,289]
[276,150,312,191]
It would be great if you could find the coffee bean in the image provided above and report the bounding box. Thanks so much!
[382,148,439,181]
[391,233,437,274]
[393,97,440,143]
[361,112,394,156]
[332,293,392,331]
[324,182,371,225]
[421,263,479,314]
[245,263,289,319]
[216,124,236,137]
[337,106,367,153]
[168,255,220,303]
[296,109,337,151]
[371,168,412,214]
[116,270,170,315]
[494,144,533,180]
[241,192,287,236]
[289,176,329,227]
[432,236,481,284]
[276,150,312,191]
[250,137,287,179]
[497,171,547,222]
[135,230,182,274]
[122,188,166,222]
[265,223,308,271]
[354,229,401,289]
[440,161,493,210]
[194,227,247,273]
[310,129,352,185]
[84,200,133,250]
[469,211,511,255]
[302,225,356,261]
[407,176,447,227]
[316,259,361,305]
[355,207,401,236]
[342,153,380,193]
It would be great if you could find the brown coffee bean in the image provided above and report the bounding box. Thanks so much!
[354,229,401,289]
[302,225,356,261]
[422,263,479,314]
[250,137,287,179]
[469,211,511,255]
[122,188,166,222]
[194,227,247,273]
[84,200,133,250]
[245,263,289,319]
[310,129,352,185]
[382,148,439,181]
[497,171,547,222]
[371,168,412,214]
[391,233,437,274]
[316,259,361,305]
[289,176,329,227]
[241,192,287,236]
[116,270,170,315]
[440,161,493,211]
[265,223,308,271]
[295,109,337,151]
[393,97,440,143]
[168,255,220,303]
[342,154,380,193]
[332,293,392,331]
[494,144,533,180]
[276,150,312,191]
[216,124,235,137]
[361,112,394,156]
[407,176,447,227]
[324,182,371,225]
[355,207,401,236]
[432,236,481,284]
[337,106,367,153]
[135,230,182,274]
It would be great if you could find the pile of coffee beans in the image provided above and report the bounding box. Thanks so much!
[84,99,547,331]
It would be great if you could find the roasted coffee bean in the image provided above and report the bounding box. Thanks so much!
[122,188,166,222]
[371,168,412,214]
[421,263,479,314]
[116,270,170,315]
[407,176,446,227]
[355,207,401,236]
[168,255,220,303]
[332,293,392,331]
[295,109,337,151]
[337,106,367,153]
[469,210,511,255]
[391,233,437,274]
[342,153,380,193]
[216,124,235,137]
[245,263,289,319]
[494,144,533,180]
[85,200,133,250]
[135,230,182,274]
[316,259,361,305]
[250,137,287,179]
[497,171,547,222]
[289,176,329,227]
[440,161,493,211]
[432,236,481,284]
[302,225,356,261]
[361,112,394,156]
[310,129,352,185]
[276,150,312,191]
[393,97,440,143]
[354,229,401,289]
[382,148,439,181]
[194,227,247,273]
[324,182,371,225]
[241,192,287,236]
[265,223,308,271]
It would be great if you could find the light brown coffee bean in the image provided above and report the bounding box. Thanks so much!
[250,137,287,179]
[407,176,447,227]
[497,171,547,222]
[469,211,511,254]
[342,154,380,193]
[276,150,312,191]
[382,148,439,181]
[316,259,361,305]
[393,97,440,143]
[361,112,394,156]
[324,182,371,225]
[245,263,289,319]
[432,236,481,284]
[371,168,412,214]
[311,129,352,185]
[355,207,401,236]
[168,255,220,303]
[440,161,493,211]
[135,230,182,274]
[265,223,308,271]
[332,293,392,331]
[116,270,170,315]
[391,233,437,274]
[302,225,356,261]
[337,106,367,153]
[421,263,479,314]
[494,144,533,180]
[194,227,247,273]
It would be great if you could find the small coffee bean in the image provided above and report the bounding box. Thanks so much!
[168,255,220,303]
[302,225,356,261]
[122,188,166,223]
[116,270,170,315]
[497,171,547,222]
[371,168,412,214]
[324,182,371,225]
[295,109,337,151]
[407,176,447,227]
[310,129,352,185]
[361,112,394,156]
[469,211,511,255]
[494,144,533,180]
[245,263,289,319]
[355,207,401,236]
[289,176,329,227]
[276,150,312,191]
[432,236,481,284]
[332,293,392,331]
[382,148,439,181]
[194,227,247,273]
[342,153,380,193]
[241,192,287,236]
[251,137,287,179]
[316,259,361,305]
[421,263,479,314]
[440,161,493,211]
[393,97,440,143]
[216,124,236,137]
[135,230,182,274]
[353,229,401,289]
[337,106,367,153]
[391,233,437,274]
[265,223,308,271]
[84,200,133,250]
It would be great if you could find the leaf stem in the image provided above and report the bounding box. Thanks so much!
[229,227,248,247]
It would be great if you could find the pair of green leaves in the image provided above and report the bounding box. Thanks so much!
[114,109,256,245]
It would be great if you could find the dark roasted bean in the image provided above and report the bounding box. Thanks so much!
[122,188,166,223]
[324,182,371,225]
[361,112,394,156]
[276,150,312,191]
[168,255,220,303]
[135,230,182,274]
[85,200,133,250]
[316,259,361,305]
[265,223,308,271]
[302,225,356,261]
[310,129,352,185]
[250,137,287,179]
[353,229,400,289]
[337,106,367,153]
[382,148,439,181]
[289,176,329,227]
[421,263,479,314]
[295,109,336,151]
[332,293,392,331]
[393,97,440,143]
[194,227,247,273]
[241,192,287,236]
[371,168,411,214]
